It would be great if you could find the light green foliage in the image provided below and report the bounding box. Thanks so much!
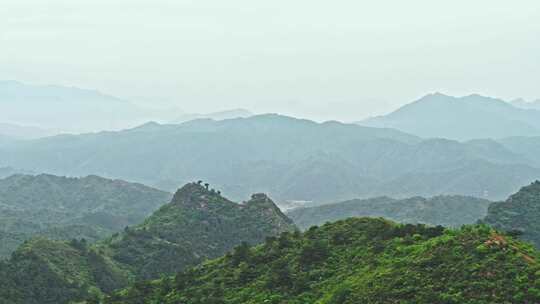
[105,218,540,304]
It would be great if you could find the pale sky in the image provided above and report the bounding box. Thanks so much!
[1,0,539,121]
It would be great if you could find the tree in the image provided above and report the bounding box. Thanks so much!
[299,240,329,266]
[231,242,251,266]
[266,258,292,289]
[235,262,254,284]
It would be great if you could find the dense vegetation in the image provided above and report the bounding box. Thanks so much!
[1,114,539,204]
[0,183,295,304]
[288,195,491,230]
[97,182,296,280]
[105,217,540,304]
[0,174,171,257]
[483,181,540,248]
[0,238,129,304]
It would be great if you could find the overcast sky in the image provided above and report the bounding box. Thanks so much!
[1,0,539,121]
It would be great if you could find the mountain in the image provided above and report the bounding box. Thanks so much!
[173,109,253,123]
[104,217,540,304]
[287,195,492,230]
[511,98,540,110]
[0,114,538,203]
[0,237,129,304]
[0,80,147,132]
[98,183,296,280]
[497,136,540,168]
[0,123,55,139]
[0,166,33,179]
[483,181,540,248]
[360,93,540,140]
[0,183,295,304]
[0,174,171,257]
[0,134,16,146]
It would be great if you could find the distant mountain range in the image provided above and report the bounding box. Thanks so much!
[511,98,540,110]
[173,109,253,123]
[0,114,539,203]
[0,80,257,135]
[0,174,171,257]
[0,80,149,133]
[0,182,294,304]
[287,195,491,230]
[0,122,56,139]
[360,93,540,140]
[0,167,29,179]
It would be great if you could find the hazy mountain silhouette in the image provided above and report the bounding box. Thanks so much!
[0,114,538,203]
[0,122,55,139]
[173,109,253,123]
[0,80,147,132]
[511,98,540,110]
[360,93,540,140]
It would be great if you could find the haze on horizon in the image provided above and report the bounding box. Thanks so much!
[1,0,539,122]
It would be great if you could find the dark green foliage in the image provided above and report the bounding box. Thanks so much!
[298,239,329,266]
[0,174,171,257]
[483,180,540,248]
[230,242,251,266]
[104,217,540,304]
[0,183,295,304]
[288,195,492,230]
[0,238,127,304]
[100,185,295,280]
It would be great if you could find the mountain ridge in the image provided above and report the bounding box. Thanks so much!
[0,173,171,257]
[360,93,540,140]
[1,114,539,203]
[287,195,492,230]
[0,183,295,304]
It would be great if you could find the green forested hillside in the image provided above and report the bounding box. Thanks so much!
[105,217,540,304]
[0,174,171,257]
[0,238,129,304]
[287,195,491,230]
[0,183,295,304]
[97,183,296,280]
[483,181,540,248]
